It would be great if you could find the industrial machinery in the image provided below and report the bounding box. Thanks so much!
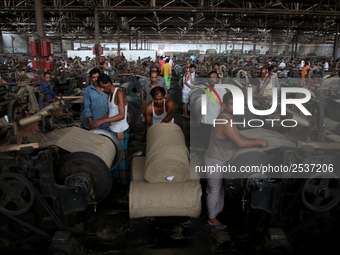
[190,75,340,254]
[0,96,122,254]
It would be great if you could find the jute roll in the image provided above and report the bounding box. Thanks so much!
[131,156,146,182]
[29,127,116,169]
[129,180,202,218]
[144,123,190,183]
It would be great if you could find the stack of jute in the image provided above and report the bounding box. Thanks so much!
[129,123,202,218]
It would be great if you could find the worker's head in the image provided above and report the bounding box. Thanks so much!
[142,62,147,68]
[149,71,158,84]
[160,56,164,60]
[208,71,218,87]
[89,68,101,86]
[165,58,170,63]
[151,66,159,73]
[268,66,275,75]
[97,74,113,94]
[259,67,267,78]
[189,64,196,73]
[43,72,52,84]
[222,91,233,114]
[3,56,6,59]
[214,63,220,70]
[150,86,166,107]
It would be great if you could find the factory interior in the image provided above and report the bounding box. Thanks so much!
[1,0,340,254]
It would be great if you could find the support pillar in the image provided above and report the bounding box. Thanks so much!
[129,29,131,50]
[269,35,273,56]
[291,35,295,59]
[242,36,244,54]
[333,23,339,60]
[294,33,298,58]
[136,36,138,50]
[253,37,256,55]
[34,0,44,39]
[94,8,100,66]
[117,20,120,58]
[60,21,63,53]
[0,30,3,53]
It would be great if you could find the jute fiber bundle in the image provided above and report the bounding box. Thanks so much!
[129,180,202,218]
[144,123,190,183]
[29,127,116,169]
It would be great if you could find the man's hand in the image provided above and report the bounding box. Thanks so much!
[197,115,202,126]
[258,140,269,147]
[93,119,104,129]
[89,123,95,130]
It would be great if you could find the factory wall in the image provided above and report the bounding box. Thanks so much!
[2,33,30,54]
[1,34,340,58]
[67,49,157,61]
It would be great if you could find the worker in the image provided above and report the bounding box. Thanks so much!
[159,56,165,70]
[145,66,168,97]
[183,64,196,118]
[160,58,172,90]
[140,71,166,122]
[38,72,56,110]
[145,86,174,131]
[301,61,311,78]
[197,71,226,149]
[268,66,280,90]
[258,67,273,96]
[142,62,150,77]
[323,59,329,71]
[169,54,174,67]
[94,74,130,185]
[83,68,109,130]
[213,63,224,78]
[205,92,268,230]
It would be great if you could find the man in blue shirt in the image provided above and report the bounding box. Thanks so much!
[38,72,56,110]
[83,68,109,130]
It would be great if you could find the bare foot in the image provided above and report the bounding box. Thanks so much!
[208,218,227,230]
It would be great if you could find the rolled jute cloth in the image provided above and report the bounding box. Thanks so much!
[144,123,190,183]
[129,180,202,218]
[131,156,146,182]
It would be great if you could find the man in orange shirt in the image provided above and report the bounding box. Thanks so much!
[301,60,311,78]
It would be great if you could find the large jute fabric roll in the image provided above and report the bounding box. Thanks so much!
[129,180,202,218]
[144,123,190,183]
[131,156,146,182]
[29,127,116,169]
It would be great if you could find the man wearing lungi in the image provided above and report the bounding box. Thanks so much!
[94,74,130,185]
[205,92,268,230]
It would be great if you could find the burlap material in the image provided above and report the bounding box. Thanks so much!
[129,180,202,218]
[231,128,296,161]
[131,156,146,181]
[144,123,190,183]
[17,85,39,114]
[29,127,116,168]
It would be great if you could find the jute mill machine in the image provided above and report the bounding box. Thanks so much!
[0,99,122,254]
